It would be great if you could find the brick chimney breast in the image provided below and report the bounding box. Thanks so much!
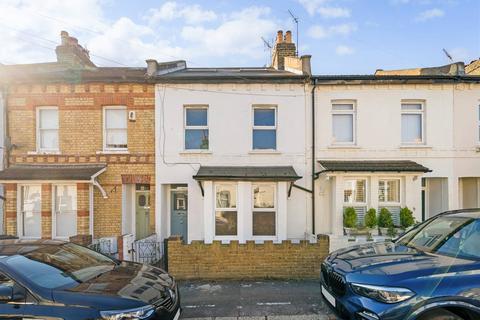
[271,30,297,70]
[55,31,96,69]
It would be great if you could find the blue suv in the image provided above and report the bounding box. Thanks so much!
[321,209,480,320]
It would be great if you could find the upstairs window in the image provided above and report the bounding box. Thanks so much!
[401,102,424,144]
[37,107,59,152]
[185,107,209,150]
[253,106,277,150]
[104,106,127,151]
[332,102,355,144]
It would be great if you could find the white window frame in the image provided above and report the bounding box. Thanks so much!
[52,184,77,240]
[331,100,356,145]
[401,101,425,145]
[17,184,42,239]
[103,106,128,152]
[343,178,368,206]
[36,106,59,153]
[214,182,238,240]
[252,183,277,240]
[252,105,277,151]
[378,178,402,206]
[184,105,209,151]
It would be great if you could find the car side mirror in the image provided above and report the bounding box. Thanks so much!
[0,285,13,302]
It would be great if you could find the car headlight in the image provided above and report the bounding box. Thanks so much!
[351,283,415,304]
[100,305,155,320]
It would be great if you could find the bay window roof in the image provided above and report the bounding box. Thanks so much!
[193,166,301,181]
[317,160,431,173]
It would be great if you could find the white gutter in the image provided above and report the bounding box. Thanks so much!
[91,167,108,199]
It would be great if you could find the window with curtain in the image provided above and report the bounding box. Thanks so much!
[215,184,237,236]
[54,185,77,238]
[379,179,400,203]
[332,103,355,144]
[104,107,127,150]
[401,103,424,144]
[185,107,209,150]
[253,107,277,150]
[20,185,42,238]
[37,107,59,152]
[252,184,276,236]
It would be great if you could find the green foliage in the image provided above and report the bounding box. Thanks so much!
[343,207,357,228]
[400,207,415,228]
[378,207,393,228]
[387,225,397,238]
[364,208,377,229]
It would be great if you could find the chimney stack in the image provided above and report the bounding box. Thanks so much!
[146,59,159,77]
[55,31,95,68]
[271,30,297,71]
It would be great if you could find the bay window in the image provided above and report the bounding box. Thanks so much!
[104,106,127,151]
[252,183,276,236]
[54,185,77,239]
[401,102,424,144]
[343,179,367,224]
[332,102,355,144]
[37,107,59,152]
[215,183,237,236]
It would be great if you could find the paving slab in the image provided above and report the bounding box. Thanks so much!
[178,280,337,319]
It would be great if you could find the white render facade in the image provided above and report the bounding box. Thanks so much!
[155,81,313,243]
[314,81,480,238]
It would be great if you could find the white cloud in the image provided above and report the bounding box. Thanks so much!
[447,47,474,62]
[335,45,355,55]
[146,1,217,25]
[298,0,330,16]
[318,7,350,18]
[416,8,445,21]
[308,23,357,39]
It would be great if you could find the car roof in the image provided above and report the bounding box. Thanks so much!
[439,208,480,218]
[0,239,67,258]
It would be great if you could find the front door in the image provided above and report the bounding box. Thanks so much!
[135,184,150,240]
[171,188,188,242]
[426,178,449,218]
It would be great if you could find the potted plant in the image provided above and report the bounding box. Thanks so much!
[343,207,357,236]
[364,208,378,236]
[378,207,393,236]
[399,207,415,234]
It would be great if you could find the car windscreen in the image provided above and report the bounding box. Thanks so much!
[4,243,117,289]
[396,215,480,260]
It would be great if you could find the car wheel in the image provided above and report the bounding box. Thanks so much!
[417,308,465,320]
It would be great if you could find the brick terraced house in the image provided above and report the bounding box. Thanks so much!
[0,31,159,256]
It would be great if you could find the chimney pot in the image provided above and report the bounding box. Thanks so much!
[285,31,292,43]
[146,59,158,77]
[276,30,283,43]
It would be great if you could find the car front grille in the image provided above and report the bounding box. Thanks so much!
[154,288,177,312]
[321,263,346,297]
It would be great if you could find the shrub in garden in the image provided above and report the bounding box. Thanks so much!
[365,208,377,229]
[378,207,393,228]
[343,207,357,228]
[400,207,415,228]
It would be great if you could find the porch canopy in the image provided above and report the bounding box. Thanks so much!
[317,160,431,173]
[0,164,106,181]
[193,166,301,181]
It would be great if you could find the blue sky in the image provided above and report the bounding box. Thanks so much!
[0,0,478,74]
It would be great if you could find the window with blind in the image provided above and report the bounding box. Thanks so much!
[344,179,366,203]
[104,107,127,150]
[252,183,276,236]
[332,102,355,144]
[401,102,424,144]
[379,179,401,204]
[37,107,59,152]
[215,183,237,237]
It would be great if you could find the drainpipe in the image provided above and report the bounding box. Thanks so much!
[91,167,108,199]
[311,79,317,235]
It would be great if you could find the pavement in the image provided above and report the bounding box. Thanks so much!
[178,280,338,320]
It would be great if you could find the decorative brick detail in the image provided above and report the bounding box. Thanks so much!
[167,237,330,280]
[8,98,26,106]
[64,97,94,106]
[133,97,154,106]
[121,174,151,184]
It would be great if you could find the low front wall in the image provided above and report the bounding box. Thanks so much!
[167,235,329,280]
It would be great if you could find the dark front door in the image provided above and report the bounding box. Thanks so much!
[171,189,188,242]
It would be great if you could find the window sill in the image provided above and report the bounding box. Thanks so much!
[28,151,61,155]
[179,150,212,155]
[399,145,432,149]
[96,150,130,155]
[327,145,361,149]
[249,150,281,155]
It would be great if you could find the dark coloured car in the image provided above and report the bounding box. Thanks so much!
[321,209,480,320]
[0,239,180,319]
